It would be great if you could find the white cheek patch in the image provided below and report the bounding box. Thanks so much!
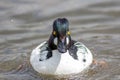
[54,37,69,45]
[54,38,57,45]
[66,37,69,45]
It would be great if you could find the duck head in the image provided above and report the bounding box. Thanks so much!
[49,18,71,53]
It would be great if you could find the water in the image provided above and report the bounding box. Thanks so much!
[0,0,120,80]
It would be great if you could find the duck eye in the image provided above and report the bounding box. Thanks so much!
[67,31,70,35]
[53,31,56,36]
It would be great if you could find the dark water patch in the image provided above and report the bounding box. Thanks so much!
[7,0,35,4]
[11,11,42,23]
[0,29,28,35]
[81,26,120,34]
[88,0,120,8]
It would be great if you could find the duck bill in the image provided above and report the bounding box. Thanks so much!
[57,36,67,53]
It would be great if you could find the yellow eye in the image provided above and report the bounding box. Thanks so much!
[67,31,70,35]
[53,31,56,35]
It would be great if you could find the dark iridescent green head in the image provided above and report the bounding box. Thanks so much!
[51,18,70,53]
[53,18,69,37]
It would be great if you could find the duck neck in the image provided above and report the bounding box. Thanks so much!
[48,34,75,51]
[48,34,57,50]
[67,35,75,49]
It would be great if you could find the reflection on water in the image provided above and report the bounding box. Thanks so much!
[0,0,120,80]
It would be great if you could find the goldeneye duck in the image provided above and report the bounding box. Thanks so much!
[30,18,93,75]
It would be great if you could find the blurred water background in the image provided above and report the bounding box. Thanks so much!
[0,0,120,80]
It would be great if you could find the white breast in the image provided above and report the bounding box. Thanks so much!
[30,41,93,75]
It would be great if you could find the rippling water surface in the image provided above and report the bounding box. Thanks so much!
[0,0,120,80]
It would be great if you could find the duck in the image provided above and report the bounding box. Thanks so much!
[30,18,93,75]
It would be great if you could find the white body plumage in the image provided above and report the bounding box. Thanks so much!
[30,41,93,75]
